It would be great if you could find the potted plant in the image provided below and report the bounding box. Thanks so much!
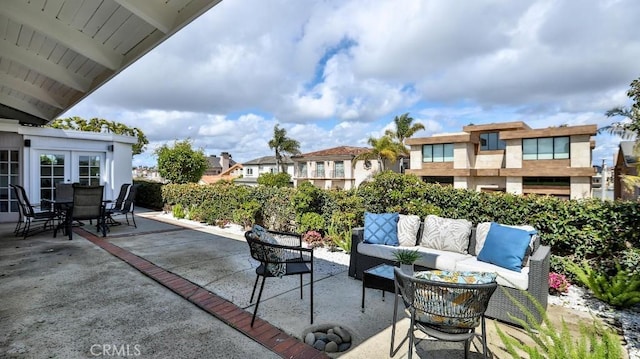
[392,249,420,275]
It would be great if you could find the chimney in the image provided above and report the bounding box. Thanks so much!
[221,152,230,171]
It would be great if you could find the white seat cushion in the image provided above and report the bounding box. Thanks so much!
[358,243,470,272]
[455,257,529,290]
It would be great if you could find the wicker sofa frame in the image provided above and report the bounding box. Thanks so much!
[348,224,551,327]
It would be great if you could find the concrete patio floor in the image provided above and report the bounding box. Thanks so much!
[0,209,621,358]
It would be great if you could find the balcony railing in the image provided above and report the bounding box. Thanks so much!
[297,170,346,179]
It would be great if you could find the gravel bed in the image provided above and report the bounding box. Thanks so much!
[549,286,640,359]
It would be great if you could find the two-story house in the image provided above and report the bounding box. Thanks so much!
[406,121,597,199]
[292,146,389,189]
[235,155,295,187]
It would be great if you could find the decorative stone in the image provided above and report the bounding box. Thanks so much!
[313,332,327,341]
[325,341,338,353]
[304,332,315,345]
[313,340,326,351]
[327,328,334,335]
[333,326,351,342]
[326,333,342,344]
[338,342,352,352]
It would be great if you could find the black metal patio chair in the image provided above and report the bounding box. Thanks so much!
[244,227,314,327]
[390,268,498,359]
[104,183,137,228]
[11,184,57,239]
[54,184,106,240]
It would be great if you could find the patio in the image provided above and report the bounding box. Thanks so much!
[0,209,617,358]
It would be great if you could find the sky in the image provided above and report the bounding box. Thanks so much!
[63,0,640,168]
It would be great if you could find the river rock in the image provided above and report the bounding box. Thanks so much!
[325,341,338,353]
[305,332,315,345]
[326,333,342,344]
[333,326,351,342]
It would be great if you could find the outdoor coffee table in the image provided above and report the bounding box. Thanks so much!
[361,263,396,312]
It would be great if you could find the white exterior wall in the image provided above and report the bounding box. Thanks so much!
[571,177,592,199]
[0,121,135,215]
[506,176,523,195]
[570,135,592,168]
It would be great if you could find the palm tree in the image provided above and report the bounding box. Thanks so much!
[353,136,405,172]
[598,77,640,193]
[268,124,301,173]
[384,112,425,155]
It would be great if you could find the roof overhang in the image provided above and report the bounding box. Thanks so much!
[0,0,222,126]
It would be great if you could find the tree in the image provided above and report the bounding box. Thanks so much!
[599,77,640,191]
[48,117,149,155]
[353,135,405,171]
[384,112,425,155]
[268,124,301,173]
[155,139,208,184]
[256,172,292,187]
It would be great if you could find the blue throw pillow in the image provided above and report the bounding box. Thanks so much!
[477,222,536,272]
[364,212,399,246]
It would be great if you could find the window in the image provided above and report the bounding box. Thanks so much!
[422,176,454,186]
[247,168,253,176]
[77,155,100,185]
[298,163,307,177]
[334,161,344,178]
[523,177,570,187]
[522,137,569,160]
[316,162,325,177]
[0,150,19,213]
[422,144,454,162]
[480,132,506,151]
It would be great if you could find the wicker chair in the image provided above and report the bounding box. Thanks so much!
[390,268,497,359]
[244,228,314,327]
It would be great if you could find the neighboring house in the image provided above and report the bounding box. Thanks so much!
[291,146,394,190]
[132,167,164,182]
[405,121,597,199]
[0,1,221,223]
[204,152,236,175]
[0,120,135,223]
[613,141,640,200]
[200,163,243,185]
[235,156,294,187]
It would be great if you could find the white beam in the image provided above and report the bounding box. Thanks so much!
[0,73,64,109]
[0,92,51,120]
[0,38,91,92]
[113,0,173,34]
[0,2,123,70]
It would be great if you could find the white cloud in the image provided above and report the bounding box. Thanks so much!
[63,0,640,168]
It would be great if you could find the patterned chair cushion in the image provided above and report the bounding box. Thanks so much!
[413,270,497,330]
[397,214,421,246]
[363,212,399,246]
[420,215,472,254]
[251,225,286,277]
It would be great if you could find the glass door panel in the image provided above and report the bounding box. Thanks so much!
[0,150,20,213]
[77,154,101,185]
[39,152,69,202]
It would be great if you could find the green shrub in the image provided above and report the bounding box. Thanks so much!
[133,179,164,210]
[232,200,260,229]
[172,204,185,219]
[565,261,640,309]
[298,212,325,233]
[496,288,624,359]
[325,221,351,253]
[256,172,292,187]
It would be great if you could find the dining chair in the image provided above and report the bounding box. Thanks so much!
[55,185,106,240]
[104,183,138,228]
[11,184,57,239]
[244,225,314,327]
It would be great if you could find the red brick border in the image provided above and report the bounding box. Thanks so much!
[77,227,328,359]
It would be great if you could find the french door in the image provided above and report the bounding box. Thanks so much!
[0,149,20,217]
[38,151,104,202]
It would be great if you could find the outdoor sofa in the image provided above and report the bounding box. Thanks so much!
[348,213,551,326]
